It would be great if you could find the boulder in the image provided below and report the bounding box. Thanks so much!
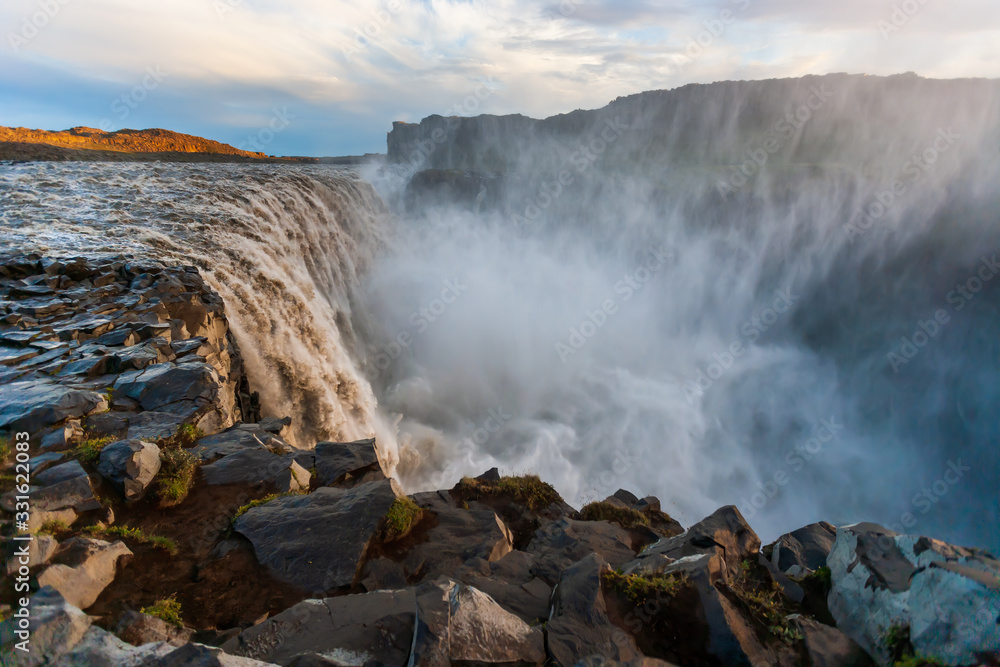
[827,522,1000,665]
[0,587,92,667]
[26,507,78,534]
[147,643,283,666]
[234,480,401,592]
[630,505,759,583]
[452,550,553,623]
[40,418,84,450]
[392,492,513,581]
[5,534,59,575]
[546,553,643,666]
[97,439,162,500]
[222,591,416,666]
[36,537,133,609]
[313,438,387,487]
[3,459,102,514]
[116,610,193,647]
[202,449,310,492]
[767,521,837,575]
[191,424,290,462]
[58,625,175,666]
[410,577,546,666]
[0,379,104,434]
[615,552,779,667]
[113,360,234,431]
[788,615,875,667]
[125,411,186,442]
[526,517,636,585]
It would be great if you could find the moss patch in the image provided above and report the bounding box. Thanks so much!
[83,524,178,555]
[579,501,650,529]
[455,474,562,511]
[156,446,199,508]
[141,595,183,627]
[74,436,116,464]
[381,496,422,542]
[602,568,687,605]
[732,559,801,645]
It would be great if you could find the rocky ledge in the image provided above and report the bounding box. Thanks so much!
[1,254,998,667]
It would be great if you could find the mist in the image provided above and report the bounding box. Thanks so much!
[357,73,1000,550]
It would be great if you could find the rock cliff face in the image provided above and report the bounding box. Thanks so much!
[386,73,1000,176]
[0,126,266,159]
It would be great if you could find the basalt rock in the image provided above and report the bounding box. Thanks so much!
[827,522,1000,665]
[97,439,162,501]
[36,536,133,609]
[234,480,401,592]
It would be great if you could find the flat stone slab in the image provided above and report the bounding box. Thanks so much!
[234,480,401,593]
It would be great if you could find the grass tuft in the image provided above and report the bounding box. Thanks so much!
[231,491,304,525]
[381,496,422,541]
[37,520,70,535]
[74,436,116,464]
[579,501,650,529]
[602,568,688,605]
[141,595,183,628]
[733,559,802,645]
[155,446,198,508]
[83,524,178,555]
[456,474,562,511]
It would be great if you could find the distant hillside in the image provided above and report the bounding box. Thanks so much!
[0,126,273,159]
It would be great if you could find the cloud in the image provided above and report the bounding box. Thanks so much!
[1,0,998,155]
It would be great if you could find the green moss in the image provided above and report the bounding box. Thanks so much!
[733,559,802,645]
[0,436,10,463]
[602,568,687,605]
[156,446,198,507]
[892,656,947,667]
[579,501,650,529]
[174,423,204,447]
[885,624,911,661]
[382,496,422,541]
[141,595,183,627]
[37,520,70,535]
[74,436,116,464]
[799,566,832,595]
[84,524,178,555]
[456,474,562,511]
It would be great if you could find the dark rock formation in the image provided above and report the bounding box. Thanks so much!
[233,480,402,592]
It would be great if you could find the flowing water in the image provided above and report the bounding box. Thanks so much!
[2,77,999,552]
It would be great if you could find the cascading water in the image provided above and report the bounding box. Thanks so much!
[360,74,1000,551]
[2,74,997,553]
[0,163,398,461]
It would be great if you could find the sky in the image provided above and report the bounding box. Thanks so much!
[1,0,998,156]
